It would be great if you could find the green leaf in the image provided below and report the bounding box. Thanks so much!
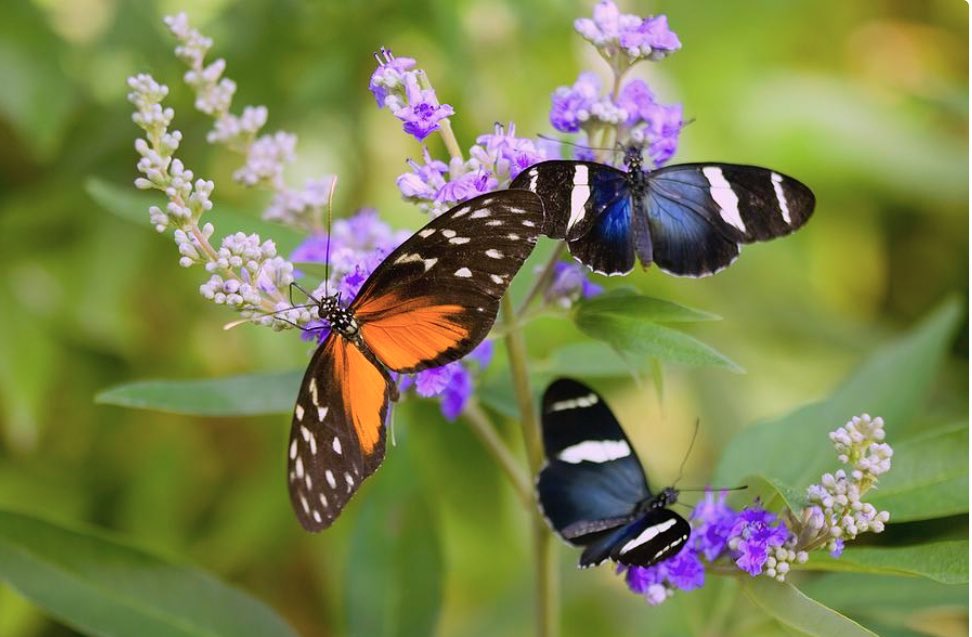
[800,572,968,617]
[803,540,968,584]
[867,422,968,522]
[742,577,878,637]
[85,178,305,255]
[574,294,742,372]
[95,371,301,416]
[346,447,443,637]
[574,292,721,324]
[0,510,297,637]
[538,341,652,378]
[715,299,963,512]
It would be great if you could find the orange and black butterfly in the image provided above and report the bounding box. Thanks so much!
[288,190,545,531]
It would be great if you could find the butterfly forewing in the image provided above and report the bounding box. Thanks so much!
[510,161,628,240]
[352,190,545,373]
[537,379,651,544]
[608,509,692,568]
[288,335,393,531]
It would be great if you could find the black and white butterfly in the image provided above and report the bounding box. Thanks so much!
[510,147,815,277]
[536,378,690,568]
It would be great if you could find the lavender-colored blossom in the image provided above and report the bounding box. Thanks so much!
[369,48,416,107]
[393,74,454,141]
[621,545,703,605]
[436,168,498,209]
[618,15,681,61]
[727,506,789,576]
[829,538,845,558]
[397,148,449,203]
[691,490,737,561]
[439,364,473,421]
[550,72,601,133]
[544,261,603,308]
[574,1,680,63]
[470,123,547,182]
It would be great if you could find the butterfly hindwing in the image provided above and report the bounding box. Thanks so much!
[537,379,651,544]
[352,190,545,373]
[288,334,393,532]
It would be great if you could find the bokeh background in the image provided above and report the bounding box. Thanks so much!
[0,1,967,636]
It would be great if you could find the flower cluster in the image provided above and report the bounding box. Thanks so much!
[621,414,892,605]
[165,12,330,232]
[550,1,684,168]
[128,73,298,327]
[370,49,455,142]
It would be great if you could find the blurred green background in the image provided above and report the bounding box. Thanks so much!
[0,0,966,636]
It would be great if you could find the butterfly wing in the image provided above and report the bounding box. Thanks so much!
[509,161,630,243]
[288,333,393,531]
[351,190,544,373]
[645,163,815,276]
[577,508,691,568]
[536,378,652,546]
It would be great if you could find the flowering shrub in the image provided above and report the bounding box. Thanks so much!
[620,414,892,605]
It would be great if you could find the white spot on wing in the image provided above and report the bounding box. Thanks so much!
[294,405,304,421]
[394,252,423,265]
[332,437,342,455]
[454,267,472,278]
[567,165,591,232]
[557,439,631,464]
[549,393,599,412]
[325,470,337,489]
[309,378,318,404]
[317,406,328,421]
[418,228,435,238]
[319,493,328,508]
[441,229,457,238]
[423,257,438,271]
[702,167,745,233]
[528,169,538,191]
[453,206,471,218]
[295,457,305,478]
[619,518,678,555]
[521,219,536,228]
[771,172,792,224]
[485,249,503,259]
[300,425,311,441]
[507,233,520,240]
[470,210,491,219]
[508,207,525,214]
[313,510,322,523]
[300,494,310,514]
[486,219,503,226]
[490,274,504,284]
[449,237,470,245]
[344,472,355,492]
[289,439,298,459]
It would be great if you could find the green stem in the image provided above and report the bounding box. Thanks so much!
[501,295,558,637]
[437,118,464,162]
[517,242,566,319]
[462,400,532,508]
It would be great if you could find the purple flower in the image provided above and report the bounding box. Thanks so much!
[617,79,656,126]
[393,74,454,141]
[727,506,789,576]
[691,490,737,561]
[544,261,603,308]
[550,72,601,133]
[435,168,497,209]
[829,538,845,558]
[439,364,473,421]
[369,48,416,107]
[574,2,680,62]
[620,545,703,606]
[398,147,449,202]
[470,123,547,183]
[618,15,681,60]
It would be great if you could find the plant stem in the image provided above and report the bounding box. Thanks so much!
[517,242,566,319]
[462,400,532,508]
[501,295,558,637]
[437,118,464,162]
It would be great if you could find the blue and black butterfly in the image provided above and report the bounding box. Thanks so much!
[510,148,815,277]
[537,378,690,568]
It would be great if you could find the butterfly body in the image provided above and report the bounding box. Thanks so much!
[537,378,691,568]
[289,190,545,531]
[511,147,815,277]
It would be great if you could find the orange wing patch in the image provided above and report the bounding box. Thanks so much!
[356,295,473,372]
[332,338,389,455]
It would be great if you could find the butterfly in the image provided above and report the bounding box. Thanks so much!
[289,190,545,531]
[510,147,815,277]
[536,377,690,568]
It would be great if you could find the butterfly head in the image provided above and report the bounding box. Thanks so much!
[317,293,359,337]
[621,144,645,172]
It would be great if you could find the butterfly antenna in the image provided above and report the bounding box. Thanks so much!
[673,419,701,487]
[537,133,617,153]
[678,485,749,494]
[323,176,338,298]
